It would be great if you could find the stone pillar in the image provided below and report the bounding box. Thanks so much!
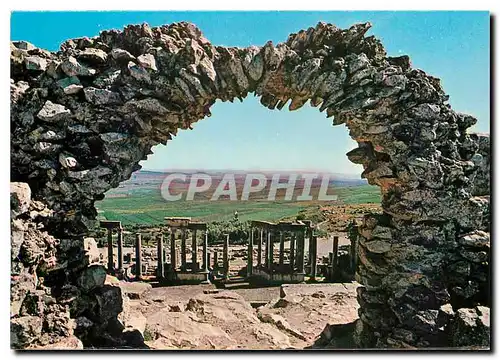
[289,232,295,272]
[107,229,113,273]
[297,229,305,274]
[279,231,285,268]
[223,234,229,280]
[310,235,318,281]
[307,226,314,266]
[206,251,211,271]
[264,229,269,270]
[202,231,209,272]
[192,229,198,272]
[176,248,181,269]
[332,235,339,277]
[213,252,219,271]
[200,231,210,284]
[328,252,334,281]
[135,233,142,280]
[156,233,164,280]
[181,228,187,271]
[266,229,273,271]
[247,228,253,277]
[170,229,176,270]
[117,227,124,271]
[257,229,263,267]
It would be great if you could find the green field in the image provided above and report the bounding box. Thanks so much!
[96,185,380,226]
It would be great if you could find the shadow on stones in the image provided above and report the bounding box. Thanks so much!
[307,320,358,349]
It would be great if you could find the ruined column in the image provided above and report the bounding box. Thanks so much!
[223,234,230,280]
[192,229,198,272]
[263,229,269,270]
[176,248,181,269]
[213,251,219,272]
[257,228,263,267]
[267,229,274,272]
[156,232,164,280]
[170,228,176,270]
[247,228,254,277]
[100,221,122,274]
[332,235,339,277]
[202,231,208,272]
[135,233,142,280]
[117,226,124,272]
[181,228,187,271]
[307,225,314,266]
[297,228,305,274]
[266,229,273,271]
[279,231,285,269]
[328,252,334,281]
[310,235,318,281]
[107,229,113,273]
[206,251,211,271]
[289,232,295,272]
[201,231,210,284]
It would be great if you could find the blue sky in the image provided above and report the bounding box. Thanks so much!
[11,11,490,174]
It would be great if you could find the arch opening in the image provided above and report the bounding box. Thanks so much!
[95,95,372,225]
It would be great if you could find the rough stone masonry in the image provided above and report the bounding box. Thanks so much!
[10,21,490,349]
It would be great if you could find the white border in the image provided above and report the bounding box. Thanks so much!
[2,1,497,359]
[2,1,496,10]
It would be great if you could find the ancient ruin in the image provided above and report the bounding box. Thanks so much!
[10,21,490,349]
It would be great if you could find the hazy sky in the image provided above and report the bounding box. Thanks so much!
[11,11,490,174]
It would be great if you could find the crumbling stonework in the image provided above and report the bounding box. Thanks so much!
[10,182,131,349]
[10,182,74,348]
[10,21,490,348]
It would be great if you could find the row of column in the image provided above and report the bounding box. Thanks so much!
[100,220,210,280]
[153,228,209,280]
[207,244,230,278]
[247,226,308,278]
[101,220,357,282]
[100,221,124,275]
[245,222,354,281]
[314,234,356,281]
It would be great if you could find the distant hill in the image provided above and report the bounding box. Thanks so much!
[139,168,365,180]
[108,169,368,201]
[97,170,380,225]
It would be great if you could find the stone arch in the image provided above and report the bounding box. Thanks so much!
[10,21,490,348]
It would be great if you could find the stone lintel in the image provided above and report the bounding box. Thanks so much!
[99,220,122,229]
[165,217,192,227]
[251,220,275,229]
[251,220,307,231]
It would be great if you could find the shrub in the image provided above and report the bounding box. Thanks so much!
[207,218,250,245]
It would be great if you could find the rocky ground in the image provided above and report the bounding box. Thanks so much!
[117,280,360,350]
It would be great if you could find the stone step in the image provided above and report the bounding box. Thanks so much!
[223,281,250,289]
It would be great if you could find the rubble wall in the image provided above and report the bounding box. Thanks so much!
[10,21,490,348]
